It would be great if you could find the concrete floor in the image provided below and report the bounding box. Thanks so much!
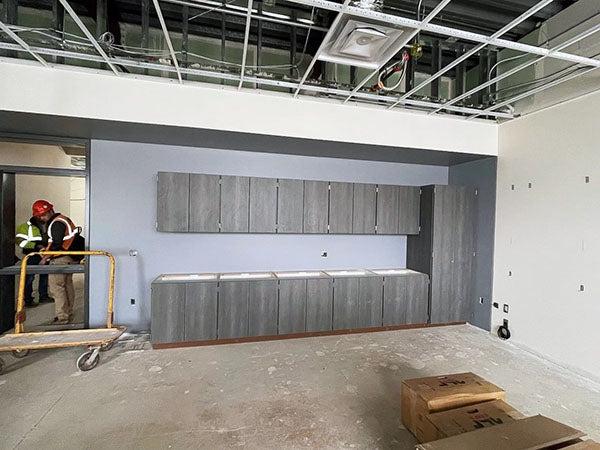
[1,324,599,449]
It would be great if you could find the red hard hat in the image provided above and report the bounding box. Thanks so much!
[32,200,53,217]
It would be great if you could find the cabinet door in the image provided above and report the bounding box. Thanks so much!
[249,177,277,233]
[398,186,420,235]
[329,182,353,234]
[382,276,407,326]
[358,276,383,328]
[151,283,185,343]
[248,280,278,336]
[157,172,189,232]
[430,186,456,324]
[405,274,429,324]
[352,183,376,234]
[218,281,249,338]
[277,179,303,234]
[220,176,250,232]
[278,279,306,334]
[185,282,218,340]
[189,173,220,232]
[376,184,399,234]
[332,277,359,330]
[303,181,329,233]
[306,278,333,332]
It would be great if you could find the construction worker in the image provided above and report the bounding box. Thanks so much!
[32,200,85,324]
[15,217,53,308]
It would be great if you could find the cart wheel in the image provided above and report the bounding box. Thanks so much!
[100,341,114,352]
[12,349,30,359]
[77,349,100,371]
[0,357,4,374]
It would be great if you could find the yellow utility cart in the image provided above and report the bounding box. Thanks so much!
[0,251,125,373]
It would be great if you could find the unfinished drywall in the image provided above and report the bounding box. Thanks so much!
[494,90,600,379]
[449,157,497,331]
[89,140,448,330]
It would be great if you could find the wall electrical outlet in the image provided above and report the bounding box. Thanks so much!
[321,251,328,258]
[503,304,509,313]
[130,298,136,305]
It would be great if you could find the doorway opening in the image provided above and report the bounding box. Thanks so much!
[0,137,89,334]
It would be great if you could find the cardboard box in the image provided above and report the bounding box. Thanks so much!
[419,399,524,443]
[401,372,505,438]
[563,440,600,449]
[416,415,584,450]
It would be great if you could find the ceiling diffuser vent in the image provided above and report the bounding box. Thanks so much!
[318,17,412,69]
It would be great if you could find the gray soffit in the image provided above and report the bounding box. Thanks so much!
[0,111,491,166]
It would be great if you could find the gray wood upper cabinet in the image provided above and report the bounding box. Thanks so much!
[157,172,189,232]
[332,277,359,329]
[218,281,249,338]
[151,283,186,343]
[352,183,376,234]
[376,184,399,234]
[248,280,278,336]
[189,173,220,232]
[398,186,420,235]
[249,177,277,233]
[277,179,303,234]
[306,278,333,332]
[185,282,218,340]
[220,176,250,233]
[358,276,383,328]
[329,182,353,234]
[303,180,329,233]
[278,279,306,334]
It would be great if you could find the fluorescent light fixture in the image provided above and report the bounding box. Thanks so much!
[196,0,223,6]
[318,17,411,69]
[160,273,217,281]
[263,11,291,19]
[220,272,273,280]
[275,271,324,278]
[226,4,258,13]
[297,18,315,25]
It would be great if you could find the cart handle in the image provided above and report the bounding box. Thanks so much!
[16,251,116,334]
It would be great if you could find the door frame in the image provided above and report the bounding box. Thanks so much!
[0,133,91,328]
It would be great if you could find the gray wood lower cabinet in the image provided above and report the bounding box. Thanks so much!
[157,172,189,232]
[306,278,333,332]
[185,282,218,340]
[218,281,249,338]
[383,273,429,326]
[358,276,383,328]
[151,271,429,344]
[278,279,306,334]
[151,283,186,343]
[333,278,359,329]
[248,280,278,336]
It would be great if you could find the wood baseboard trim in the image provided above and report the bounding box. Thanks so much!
[152,321,466,350]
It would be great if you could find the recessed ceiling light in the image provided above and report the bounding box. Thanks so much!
[263,11,291,19]
[226,4,258,13]
[297,18,315,25]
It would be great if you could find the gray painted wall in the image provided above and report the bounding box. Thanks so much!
[89,140,448,331]
[448,157,497,330]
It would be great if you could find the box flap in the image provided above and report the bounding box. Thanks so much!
[416,415,584,450]
[562,441,600,449]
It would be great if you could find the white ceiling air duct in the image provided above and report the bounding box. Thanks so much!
[318,17,413,69]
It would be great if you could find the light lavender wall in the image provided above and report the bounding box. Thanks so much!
[89,140,448,331]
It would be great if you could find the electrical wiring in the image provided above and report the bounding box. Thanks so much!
[372,50,410,92]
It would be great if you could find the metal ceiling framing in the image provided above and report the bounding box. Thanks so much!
[0,0,597,121]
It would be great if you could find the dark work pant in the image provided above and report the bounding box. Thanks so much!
[23,254,49,301]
